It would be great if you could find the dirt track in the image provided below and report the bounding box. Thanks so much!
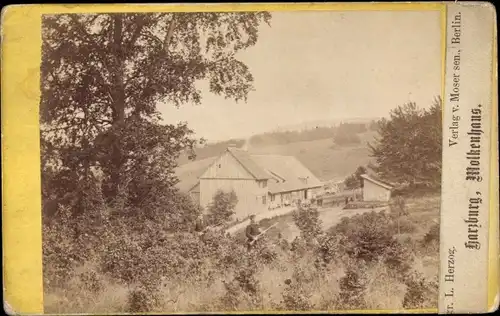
[226,205,388,242]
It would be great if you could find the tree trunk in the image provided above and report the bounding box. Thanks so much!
[109,14,126,207]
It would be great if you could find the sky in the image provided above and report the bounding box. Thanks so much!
[158,10,442,142]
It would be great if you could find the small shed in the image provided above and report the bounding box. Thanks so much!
[361,174,393,202]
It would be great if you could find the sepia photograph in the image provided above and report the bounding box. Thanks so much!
[40,8,443,313]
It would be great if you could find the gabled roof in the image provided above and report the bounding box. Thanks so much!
[250,154,323,194]
[176,147,322,194]
[227,147,271,180]
[360,174,393,190]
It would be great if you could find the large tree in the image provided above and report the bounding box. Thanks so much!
[344,166,367,190]
[368,97,442,187]
[40,12,271,216]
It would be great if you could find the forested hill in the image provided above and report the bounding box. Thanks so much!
[178,119,380,165]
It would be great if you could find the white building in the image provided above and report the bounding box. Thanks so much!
[361,174,393,202]
[178,146,323,220]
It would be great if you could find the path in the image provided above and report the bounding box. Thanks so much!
[225,204,389,242]
[225,206,295,235]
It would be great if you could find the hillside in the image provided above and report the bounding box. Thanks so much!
[175,131,377,191]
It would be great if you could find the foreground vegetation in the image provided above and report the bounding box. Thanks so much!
[44,192,440,313]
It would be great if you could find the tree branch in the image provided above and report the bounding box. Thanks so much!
[128,16,147,48]
[163,16,177,53]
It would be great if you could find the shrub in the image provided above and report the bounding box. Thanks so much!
[316,233,349,266]
[389,217,417,234]
[329,211,414,278]
[207,190,238,226]
[337,265,369,309]
[220,259,263,310]
[402,271,439,309]
[423,222,440,245]
[292,205,322,244]
[281,280,313,311]
[127,285,161,313]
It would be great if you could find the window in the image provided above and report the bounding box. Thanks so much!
[258,180,268,188]
[262,195,267,205]
[218,164,221,168]
[271,194,275,202]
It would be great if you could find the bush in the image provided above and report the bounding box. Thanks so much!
[402,271,439,309]
[127,286,161,312]
[292,205,322,244]
[281,280,313,311]
[337,265,369,309]
[207,190,238,226]
[389,217,417,234]
[423,222,440,245]
[328,211,414,279]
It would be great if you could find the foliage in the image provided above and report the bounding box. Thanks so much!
[389,196,414,234]
[344,166,367,190]
[41,12,271,312]
[337,265,369,309]
[423,222,440,245]
[44,201,440,313]
[281,279,314,311]
[368,97,442,187]
[207,190,238,226]
[337,122,368,134]
[331,122,367,147]
[292,205,323,244]
[250,126,338,147]
[402,271,439,309]
[329,211,413,276]
[40,11,271,216]
[368,119,380,131]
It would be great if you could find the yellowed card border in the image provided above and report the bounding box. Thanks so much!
[488,5,499,310]
[2,2,495,314]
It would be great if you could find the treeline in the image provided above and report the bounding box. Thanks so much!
[332,122,373,146]
[250,126,337,146]
[250,121,379,147]
[180,121,380,163]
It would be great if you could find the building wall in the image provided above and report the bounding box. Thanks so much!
[268,186,322,208]
[199,151,268,220]
[201,150,253,179]
[362,180,391,201]
[200,178,267,220]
